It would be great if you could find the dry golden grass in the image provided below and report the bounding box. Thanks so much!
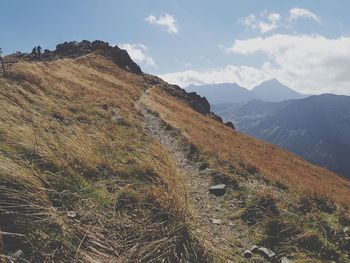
[1,49,349,262]
[143,86,350,205]
[0,53,206,261]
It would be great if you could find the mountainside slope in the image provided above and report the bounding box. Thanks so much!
[0,48,209,262]
[0,42,349,262]
[221,94,350,178]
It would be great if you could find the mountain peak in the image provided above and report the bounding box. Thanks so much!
[186,82,252,104]
[265,78,283,84]
[254,78,290,90]
[251,78,305,102]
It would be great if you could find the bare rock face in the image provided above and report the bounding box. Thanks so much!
[210,112,223,122]
[108,47,142,75]
[187,92,211,115]
[225,121,235,130]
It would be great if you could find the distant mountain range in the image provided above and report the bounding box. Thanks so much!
[190,79,350,178]
[186,79,307,104]
[214,94,350,179]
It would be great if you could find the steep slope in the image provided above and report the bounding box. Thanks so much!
[0,42,350,262]
[221,94,350,179]
[143,87,350,204]
[251,79,307,102]
[142,82,350,262]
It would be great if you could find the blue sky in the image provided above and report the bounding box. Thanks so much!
[1,0,350,94]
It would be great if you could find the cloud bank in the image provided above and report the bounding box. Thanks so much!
[161,34,350,95]
[160,65,269,89]
[240,8,320,34]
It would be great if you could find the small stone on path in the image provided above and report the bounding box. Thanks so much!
[208,184,226,196]
[257,247,276,259]
[212,219,222,224]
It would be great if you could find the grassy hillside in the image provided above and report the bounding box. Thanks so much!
[143,87,350,205]
[0,45,350,262]
[0,52,207,262]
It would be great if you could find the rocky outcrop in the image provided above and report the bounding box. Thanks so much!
[225,121,235,129]
[54,40,109,55]
[55,40,142,74]
[24,40,142,74]
[187,92,211,115]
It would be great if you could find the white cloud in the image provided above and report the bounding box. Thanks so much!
[159,65,270,89]
[241,8,321,34]
[240,12,281,33]
[225,34,350,94]
[118,43,156,67]
[145,14,179,34]
[289,8,321,23]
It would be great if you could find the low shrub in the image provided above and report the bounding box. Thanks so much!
[242,194,279,225]
[297,193,337,214]
[339,211,350,226]
[297,231,325,253]
[264,218,302,248]
[314,194,337,214]
[273,180,289,191]
[297,194,313,214]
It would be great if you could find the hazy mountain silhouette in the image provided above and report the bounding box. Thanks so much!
[251,79,307,102]
[186,79,307,105]
[186,83,255,104]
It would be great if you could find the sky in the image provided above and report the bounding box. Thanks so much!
[1,0,350,95]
